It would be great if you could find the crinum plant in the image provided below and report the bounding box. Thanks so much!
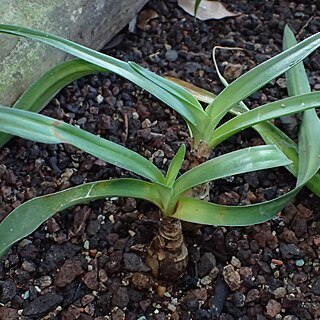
[0,25,319,280]
[167,25,320,196]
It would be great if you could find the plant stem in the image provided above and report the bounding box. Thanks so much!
[146,217,188,281]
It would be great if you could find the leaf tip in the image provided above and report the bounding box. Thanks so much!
[284,24,294,38]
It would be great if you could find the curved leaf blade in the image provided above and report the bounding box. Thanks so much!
[0,106,165,183]
[129,62,204,112]
[0,24,199,127]
[166,76,320,196]
[208,92,320,149]
[165,144,186,187]
[164,76,217,104]
[283,25,320,187]
[0,179,164,258]
[174,145,292,196]
[13,59,106,112]
[194,0,202,17]
[283,26,311,95]
[297,114,320,186]
[204,31,320,134]
[0,59,105,149]
[173,188,300,226]
[128,62,209,141]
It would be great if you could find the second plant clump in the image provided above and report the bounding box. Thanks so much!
[0,24,319,280]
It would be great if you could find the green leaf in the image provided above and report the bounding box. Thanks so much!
[166,75,320,197]
[0,178,164,258]
[172,187,300,226]
[0,106,165,184]
[283,26,311,95]
[212,45,320,194]
[297,114,320,186]
[173,145,292,196]
[128,62,209,141]
[0,24,199,127]
[208,92,320,149]
[204,30,320,135]
[283,25,320,187]
[0,59,105,149]
[194,0,202,17]
[257,122,298,174]
[129,62,204,111]
[165,144,186,187]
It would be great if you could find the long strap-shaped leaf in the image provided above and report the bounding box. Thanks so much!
[208,92,320,149]
[0,24,201,128]
[204,30,320,136]
[194,0,202,17]
[0,106,165,184]
[129,62,209,143]
[0,179,164,258]
[167,74,320,196]
[283,25,320,187]
[165,144,186,187]
[129,62,204,112]
[164,76,216,104]
[0,59,105,149]
[173,145,291,196]
[173,188,300,226]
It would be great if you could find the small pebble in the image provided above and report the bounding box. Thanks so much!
[21,261,36,273]
[223,264,242,291]
[165,49,178,62]
[273,287,287,299]
[265,299,281,318]
[246,288,260,302]
[132,112,139,119]
[34,276,52,288]
[157,285,166,297]
[141,119,152,128]
[230,292,246,307]
[96,94,104,104]
[22,291,30,300]
[167,303,176,312]
[83,240,90,250]
[231,256,241,269]
[271,259,284,266]
[295,259,305,267]
[283,316,299,320]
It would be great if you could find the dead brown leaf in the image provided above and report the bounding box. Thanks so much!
[68,205,91,239]
[137,9,159,30]
[178,0,239,21]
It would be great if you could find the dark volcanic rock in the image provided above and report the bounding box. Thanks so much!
[311,276,320,295]
[0,262,4,280]
[279,242,304,259]
[112,286,129,308]
[0,279,16,304]
[40,243,82,273]
[54,259,84,287]
[198,252,217,278]
[23,292,63,317]
[1,1,319,320]
[0,307,19,320]
[123,253,150,272]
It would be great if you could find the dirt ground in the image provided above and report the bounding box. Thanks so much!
[0,1,319,319]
